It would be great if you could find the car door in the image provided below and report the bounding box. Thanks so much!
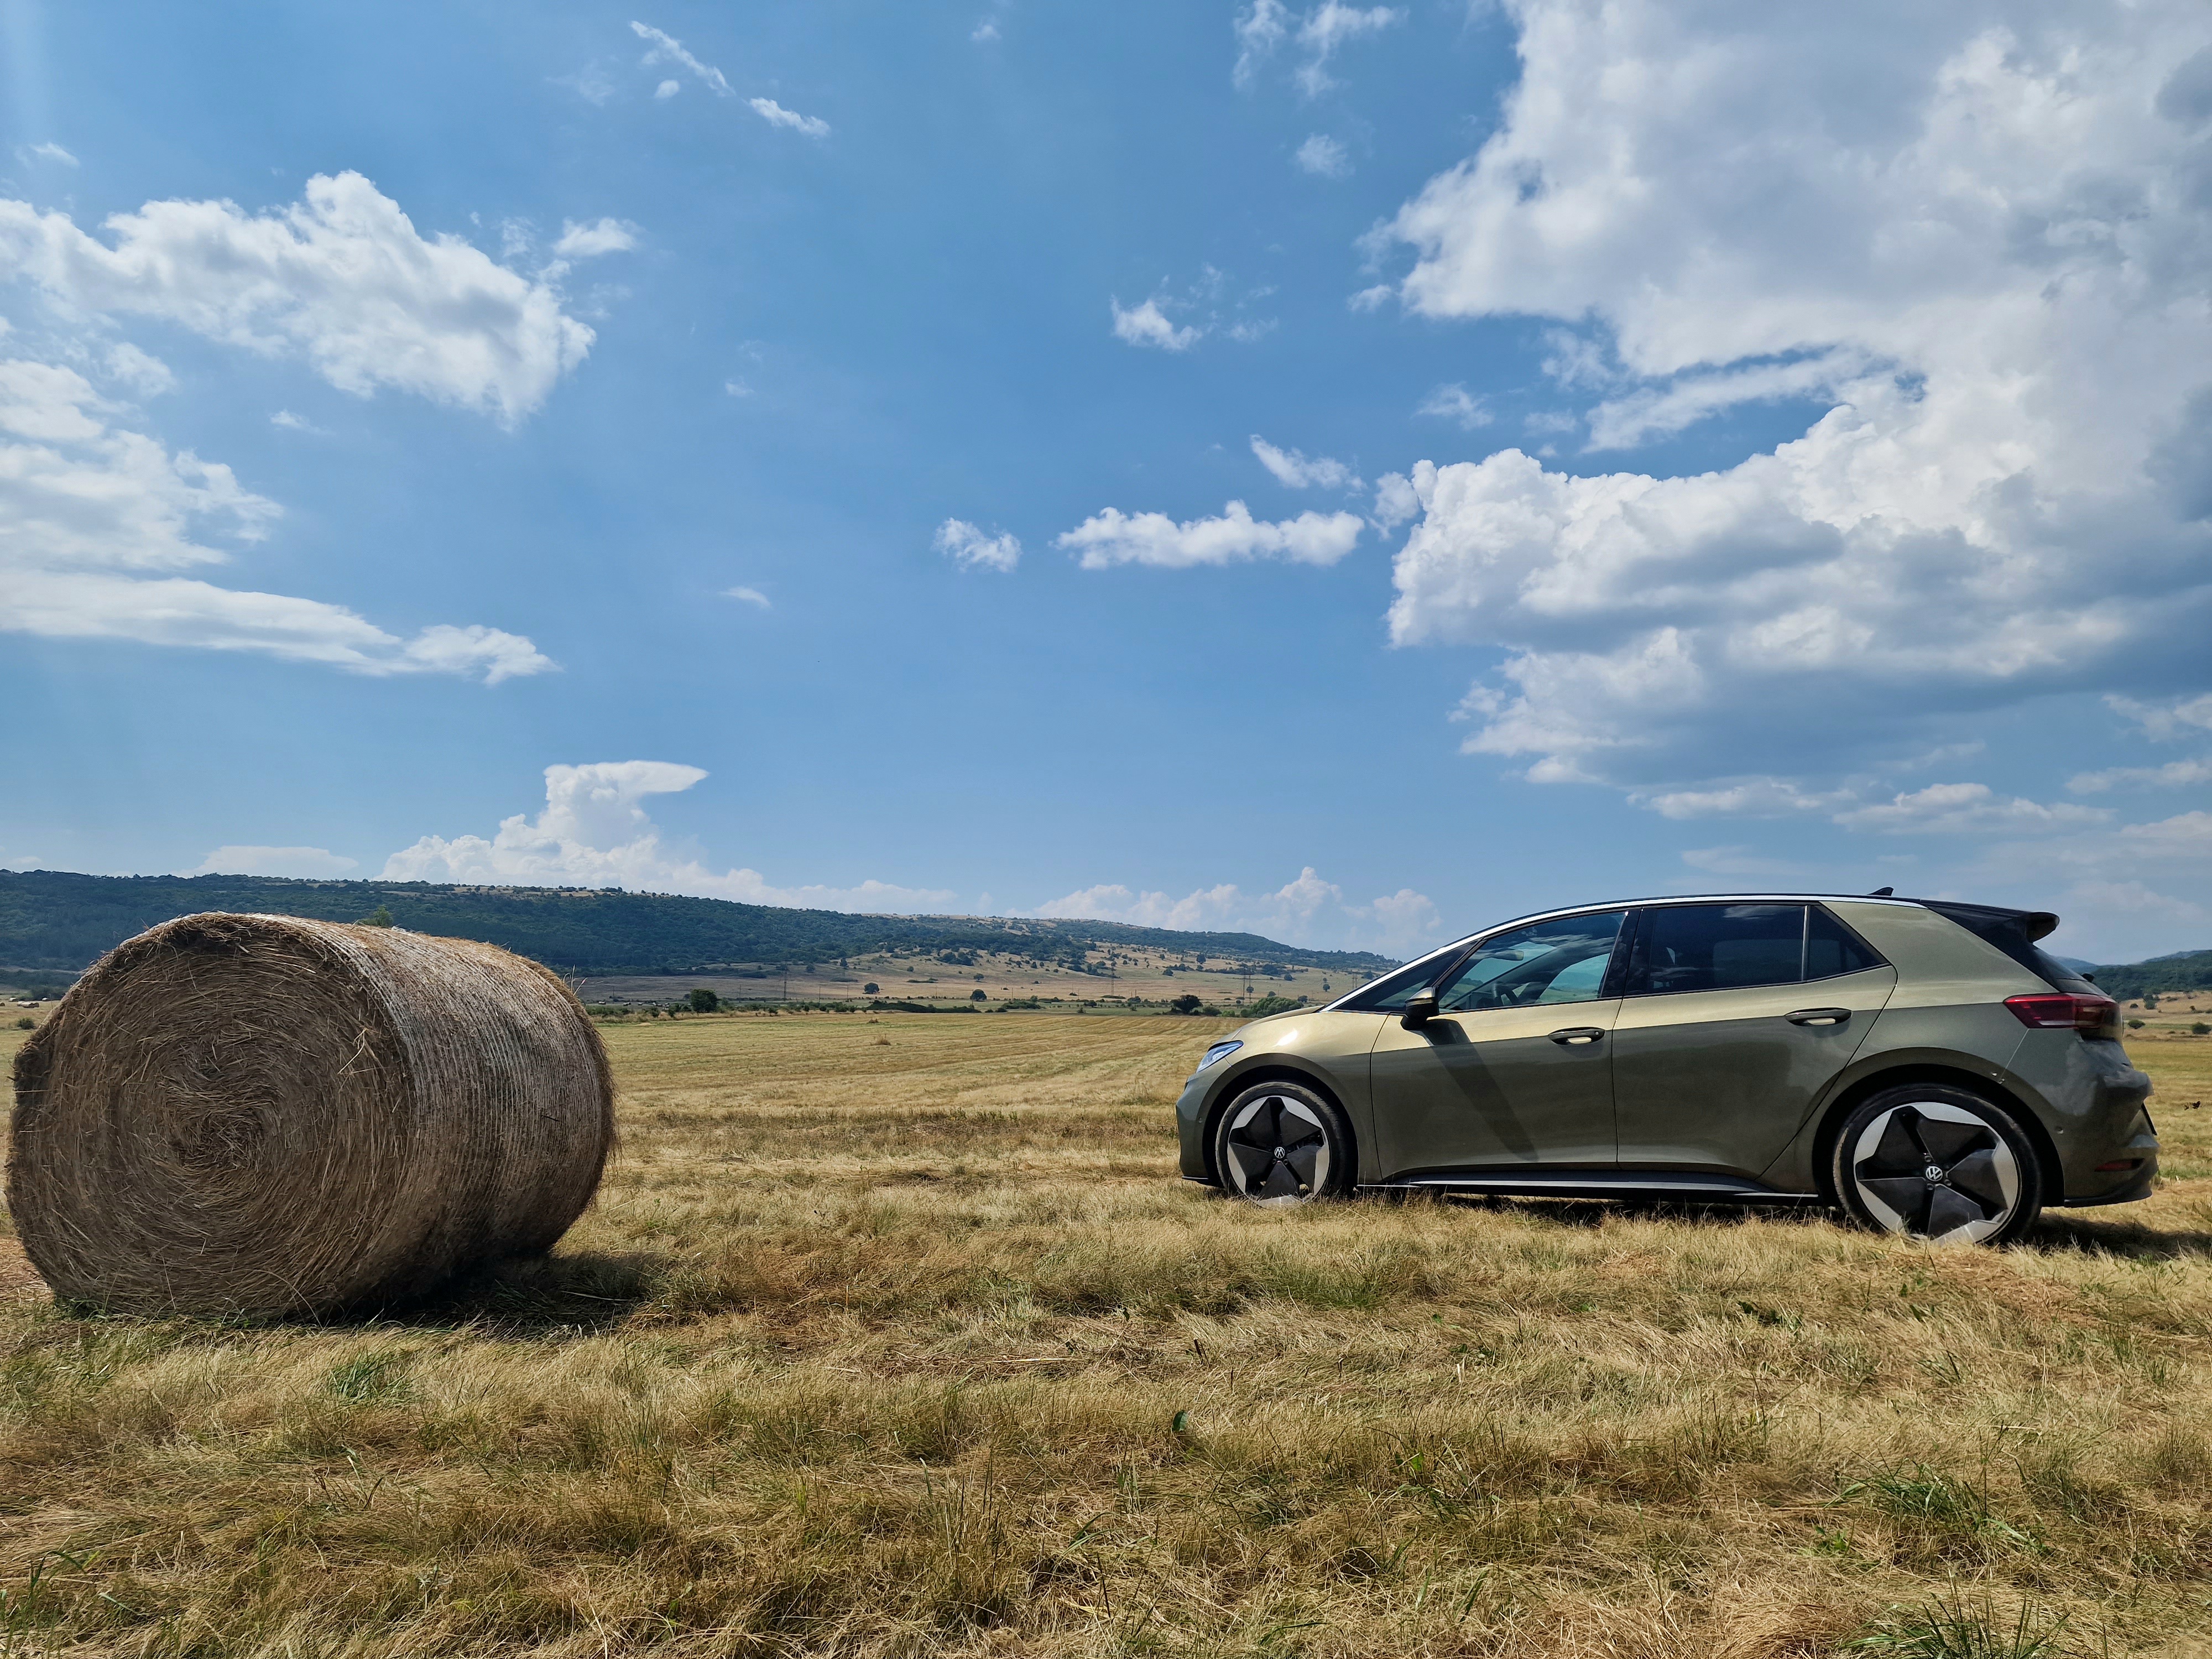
[1369,910,1629,1177]
[1611,902,1896,1178]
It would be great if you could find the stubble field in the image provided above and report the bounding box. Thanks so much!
[3,1011,2212,1657]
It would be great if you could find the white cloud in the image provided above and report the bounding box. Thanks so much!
[1416,383,1491,430]
[1583,349,1866,451]
[1295,134,1352,178]
[933,517,1022,572]
[0,172,597,424]
[1058,499,1363,569]
[2116,809,2212,858]
[1039,865,1441,956]
[655,79,681,99]
[1250,434,1360,491]
[1233,0,1292,87]
[630,21,732,96]
[385,761,953,911]
[723,585,771,608]
[2108,693,2212,740]
[1833,782,2112,836]
[1636,778,1845,820]
[750,97,831,138]
[1110,296,1201,352]
[184,846,357,878]
[972,19,1001,43]
[551,217,639,259]
[101,342,173,398]
[2070,756,2212,793]
[269,409,325,433]
[1367,1,2212,805]
[20,142,75,167]
[0,357,551,680]
[1294,3,1405,95]
[1371,472,1420,529]
[723,378,753,397]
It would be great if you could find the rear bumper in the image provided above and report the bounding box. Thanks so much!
[2016,1036,2158,1207]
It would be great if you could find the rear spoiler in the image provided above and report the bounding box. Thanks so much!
[1920,901,2069,986]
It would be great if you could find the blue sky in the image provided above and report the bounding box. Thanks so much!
[2,0,2209,962]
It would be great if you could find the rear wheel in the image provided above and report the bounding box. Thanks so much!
[1829,1084,2042,1246]
[1213,1081,1353,1206]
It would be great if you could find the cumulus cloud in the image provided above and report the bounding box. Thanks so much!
[1233,0,1291,87]
[0,358,551,680]
[1110,296,1201,352]
[1250,435,1360,491]
[269,409,326,434]
[101,342,173,398]
[655,79,681,99]
[934,518,1022,572]
[1058,500,1363,569]
[723,585,771,608]
[385,761,953,911]
[750,97,831,138]
[631,21,731,95]
[551,217,639,259]
[184,846,358,878]
[1416,383,1491,430]
[19,142,75,167]
[1365,1,2212,803]
[1037,865,1442,957]
[0,172,599,424]
[1371,472,1421,529]
[1295,134,1352,178]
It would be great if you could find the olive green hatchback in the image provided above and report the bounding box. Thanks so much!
[1175,895,2157,1245]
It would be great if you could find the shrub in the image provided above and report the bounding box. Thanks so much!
[14,1016,31,1030]
[1170,994,1202,1015]
[864,983,880,994]
[687,988,720,1014]
[2128,1019,2145,1029]
[970,989,987,1001]
[357,904,395,927]
[2195,1022,2210,1036]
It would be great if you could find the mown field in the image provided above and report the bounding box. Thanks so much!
[4,1013,2212,1657]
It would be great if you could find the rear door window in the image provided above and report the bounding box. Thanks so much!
[1626,904,1807,996]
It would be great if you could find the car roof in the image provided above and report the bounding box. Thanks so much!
[1407,891,2054,965]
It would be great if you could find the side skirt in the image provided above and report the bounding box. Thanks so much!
[1363,1169,1825,1206]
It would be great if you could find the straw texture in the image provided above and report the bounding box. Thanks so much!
[7,912,614,1316]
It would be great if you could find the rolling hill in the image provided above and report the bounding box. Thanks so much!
[0,869,1395,983]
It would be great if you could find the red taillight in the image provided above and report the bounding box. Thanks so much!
[2005,993,2119,1034]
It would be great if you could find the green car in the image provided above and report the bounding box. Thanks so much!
[1176,894,2156,1245]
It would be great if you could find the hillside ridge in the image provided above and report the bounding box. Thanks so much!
[0,868,1395,979]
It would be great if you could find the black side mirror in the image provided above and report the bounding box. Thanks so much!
[1401,989,1439,1030]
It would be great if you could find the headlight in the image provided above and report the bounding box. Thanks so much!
[1195,1039,1243,1076]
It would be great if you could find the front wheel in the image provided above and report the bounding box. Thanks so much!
[1213,1081,1353,1206]
[1829,1084,2043,1246]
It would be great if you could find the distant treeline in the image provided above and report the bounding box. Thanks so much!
[0,869,1397,978]
[2090,948,2212,1000]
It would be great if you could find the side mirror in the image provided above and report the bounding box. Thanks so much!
[1401,989,1439,1030]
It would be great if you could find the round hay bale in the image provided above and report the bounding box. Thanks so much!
[6,912,614,1317]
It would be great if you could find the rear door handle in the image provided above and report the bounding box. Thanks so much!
[1786,1007,1851,1026]
[1549,1026,1605,1045]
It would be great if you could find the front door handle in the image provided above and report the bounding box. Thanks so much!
[1786,1007,1851,1026]
[1549,1026,1605,1045]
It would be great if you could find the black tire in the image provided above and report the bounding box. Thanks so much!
[1829,1083,2043,1246]
[1212,1080,1354,1206]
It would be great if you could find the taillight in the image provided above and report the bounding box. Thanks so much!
[2004,993,2119,1035]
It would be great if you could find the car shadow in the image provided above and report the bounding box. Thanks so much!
[2018,1212,2212,1260]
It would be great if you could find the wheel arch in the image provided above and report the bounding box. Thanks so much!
[1808,1063,2061,1206]
[1201,1064,1359,1189]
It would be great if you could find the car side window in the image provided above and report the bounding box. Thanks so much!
[1806,905,1883,979]
[1435,911,1627,1011]
[1627,904,1807,996]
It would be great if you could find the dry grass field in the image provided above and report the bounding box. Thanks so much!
[4,1011,2212,1657]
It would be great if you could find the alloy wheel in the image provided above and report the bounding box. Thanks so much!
[1222,1093,1332,1204]
[1848,1100,2021,1245]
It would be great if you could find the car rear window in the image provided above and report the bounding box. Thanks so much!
[1806,905,1883,979]
[1921,901,2077,990]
